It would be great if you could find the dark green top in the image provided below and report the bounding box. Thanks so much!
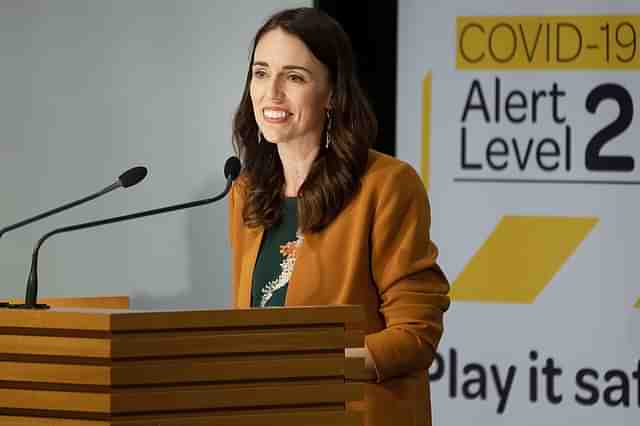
[251,198,298,308]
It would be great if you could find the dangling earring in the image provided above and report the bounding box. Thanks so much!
[257,129,263,144]
[325,110,333,149]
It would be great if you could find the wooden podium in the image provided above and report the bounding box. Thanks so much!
[0,302,367,425]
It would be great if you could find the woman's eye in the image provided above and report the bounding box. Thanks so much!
[253,69,267,78]
[289,74,304,82]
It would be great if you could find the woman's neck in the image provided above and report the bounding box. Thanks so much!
[277,141,320,197]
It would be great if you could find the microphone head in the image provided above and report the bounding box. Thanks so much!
[224,157,242,181]
[118,166,148,188]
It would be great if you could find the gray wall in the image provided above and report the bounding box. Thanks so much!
[0,0,309,308]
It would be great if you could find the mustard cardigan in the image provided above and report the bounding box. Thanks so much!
[228,150,450,426]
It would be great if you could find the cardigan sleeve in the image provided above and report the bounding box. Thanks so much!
[228,177,246,250]
[364,163,450,382]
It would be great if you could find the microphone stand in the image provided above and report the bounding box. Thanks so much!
[11,177,234,309]
[0,166,147,308]
[0,183,116,308]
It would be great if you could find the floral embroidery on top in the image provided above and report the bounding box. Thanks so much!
[260,230,304,307]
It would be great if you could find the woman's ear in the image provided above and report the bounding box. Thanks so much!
[325,91,334,110]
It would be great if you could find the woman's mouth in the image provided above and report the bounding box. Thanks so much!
[263,108,291,123]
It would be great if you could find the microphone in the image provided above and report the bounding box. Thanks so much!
[11,156,241,309]
[0,166,148,239]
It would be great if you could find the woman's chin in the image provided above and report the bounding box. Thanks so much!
[265,136,286,145]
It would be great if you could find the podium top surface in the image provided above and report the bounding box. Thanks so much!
[0,304,365,331]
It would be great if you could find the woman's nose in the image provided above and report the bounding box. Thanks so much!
[267,76,284,101]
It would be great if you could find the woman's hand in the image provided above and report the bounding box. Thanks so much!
[345,346,378,380]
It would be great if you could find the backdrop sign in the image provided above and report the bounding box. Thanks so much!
[397,1,639,424]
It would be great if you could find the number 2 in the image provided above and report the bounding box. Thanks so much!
[585,83,634,172]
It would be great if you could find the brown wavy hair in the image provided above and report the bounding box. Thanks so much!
[232,7,377,233]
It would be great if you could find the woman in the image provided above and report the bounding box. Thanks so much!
[228,7,449,426]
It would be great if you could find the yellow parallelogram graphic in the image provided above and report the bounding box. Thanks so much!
[635,298,640,309]
[451,216,598,303]
[421,72,432,192]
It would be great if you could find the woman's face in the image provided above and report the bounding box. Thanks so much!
[250,28,332,147]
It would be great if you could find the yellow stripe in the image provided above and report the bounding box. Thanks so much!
[421,72,432,191]
[451,216,598,303]
[457,15,640,70]
[635,298,640,308]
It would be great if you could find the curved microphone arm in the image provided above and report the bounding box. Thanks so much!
[0,166,146,240]
[20,177,234,309]
[0,182,121,239]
